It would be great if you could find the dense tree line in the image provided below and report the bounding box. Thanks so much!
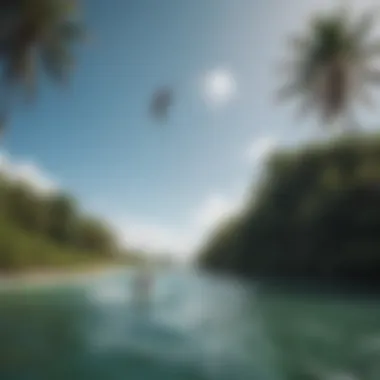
[0,173,134,271]
[198,134,380,283]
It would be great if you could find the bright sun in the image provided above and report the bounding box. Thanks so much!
[203,69,237,105]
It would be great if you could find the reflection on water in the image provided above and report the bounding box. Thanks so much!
[1,270,380,379]
[0,270,267,380]
[259,290,380,380]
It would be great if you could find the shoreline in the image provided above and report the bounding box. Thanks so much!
[0,264,129,291]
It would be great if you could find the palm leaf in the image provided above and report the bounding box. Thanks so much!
[276,81,305,103]
[41,40,73,83]
[287,35,311,53]
[294,94,316,122]
[58,21,85,42]
[0,0,83,130]
[278,6,380,130]
[19,48,38,101]
[4,1,81,87]
[352,9,377,43]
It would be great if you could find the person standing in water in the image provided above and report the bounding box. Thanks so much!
[134,262,153,305]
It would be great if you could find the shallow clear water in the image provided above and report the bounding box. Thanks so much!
[0,270,380,379]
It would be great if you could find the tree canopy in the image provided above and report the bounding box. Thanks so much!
[198,134,380,284]
[0,172,135,271]
[0,0,84,131]
[277,6,380,129]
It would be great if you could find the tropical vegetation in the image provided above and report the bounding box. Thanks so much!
[198,6,380,284]
[198,133,380,284]
[277,6,380,130]
[0,172,137,272]
[0,0,83,131]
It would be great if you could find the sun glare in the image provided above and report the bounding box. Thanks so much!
[203,69,237,106]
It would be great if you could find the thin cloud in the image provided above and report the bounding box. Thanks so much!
[194,194,240,231]
[114,217,196,262]
[115,191,246,262]
[202,68,237,107]
[247,136,277,164]
[0,151,57,194]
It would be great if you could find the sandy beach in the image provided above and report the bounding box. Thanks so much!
[0,264,127,291]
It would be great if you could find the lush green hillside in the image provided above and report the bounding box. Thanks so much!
[198,133,380,283]
[0,173,135,272]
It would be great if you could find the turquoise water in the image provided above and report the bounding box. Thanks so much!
[0,270,380,379]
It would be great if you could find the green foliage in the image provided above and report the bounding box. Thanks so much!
[44,193,77,244]
[0,0,83,92]
[277,6,380,127]
[0,174,134,272]
[75,217,116,253]
[0,0,84,131]
[198,133,380,282]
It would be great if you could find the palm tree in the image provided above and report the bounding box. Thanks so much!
[0,0,84,132]
[277,6,380,131]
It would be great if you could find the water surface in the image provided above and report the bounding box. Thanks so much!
[0,269,380,379]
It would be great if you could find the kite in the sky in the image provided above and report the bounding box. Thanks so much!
[149,86,174,122]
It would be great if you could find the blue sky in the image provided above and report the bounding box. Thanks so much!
[1,0,378,259]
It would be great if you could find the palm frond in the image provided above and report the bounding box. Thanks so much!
[276,81,305,103]
[351,8,380,44]
[14,48,38,101]
[294,94,316,122]
[0,0,84,128]
[0,112,7,139]
[2,1,81,86]
[41,39,73,83]
[287,35,311,53]
[278,7,380,130]
[276,58,311,81]
[58,21,85,42]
